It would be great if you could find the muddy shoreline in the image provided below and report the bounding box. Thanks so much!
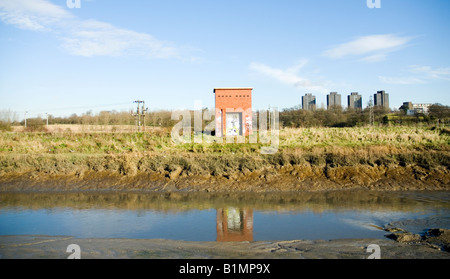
[1,233,449,259]
[0,163,449,193]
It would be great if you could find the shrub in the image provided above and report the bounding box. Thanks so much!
[0,121,12,132]
[24,119,48,132]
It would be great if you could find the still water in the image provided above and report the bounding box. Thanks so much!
[0,191,449,242]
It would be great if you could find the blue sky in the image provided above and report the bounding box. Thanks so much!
[0,0,449,119]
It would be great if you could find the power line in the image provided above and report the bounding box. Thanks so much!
[24,102,134,114]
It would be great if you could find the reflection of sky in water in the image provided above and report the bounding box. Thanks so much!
[1,205,448,241]
[1,191,449,241]
[0,208,217,241]
[252,211,387,240]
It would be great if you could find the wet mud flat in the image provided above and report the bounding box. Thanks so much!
[0,233,449,259]
[1,191,449,259]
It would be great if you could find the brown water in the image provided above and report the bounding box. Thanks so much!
[0,190,449,241]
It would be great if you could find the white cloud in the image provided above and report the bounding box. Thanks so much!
[323,34,413,62]
[359,53,387,63]
[249,60,330,94]
[409,65,450,81]
[61,20,179,58]
[378,76,426,85]
[0,0,72,31]
[0,0,185,59]
[379,65,450,85]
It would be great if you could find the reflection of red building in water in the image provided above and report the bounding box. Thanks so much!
[216,208,253,242]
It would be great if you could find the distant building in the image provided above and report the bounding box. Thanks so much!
[412,103,432,115]
[348,92,362,110]
[402,102,413,110]
[400,102,413,115]
[327,92,342,109]
[401,102,432,115]
[302,93,316,111]
[374,90,390,110]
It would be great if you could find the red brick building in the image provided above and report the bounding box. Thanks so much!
[214,88,253,137]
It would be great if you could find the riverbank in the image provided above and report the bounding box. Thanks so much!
[0,163,448,192]
[0,127,449,192]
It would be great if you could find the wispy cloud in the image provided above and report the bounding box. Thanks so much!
[409,65,450,81]
[359,53,387,63]
[249,60,330,94]
[323,34,413,62]
[0,0,187,59]
[0,0,71,31]
[379,65,450,85]
[61,20,180,58]
[378,76,426,85]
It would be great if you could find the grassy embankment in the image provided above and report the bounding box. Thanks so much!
[0,126,449,192]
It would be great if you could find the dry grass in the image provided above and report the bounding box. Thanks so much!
[2,126,448,154]
[0,126,449,178]
[280,127,448,149]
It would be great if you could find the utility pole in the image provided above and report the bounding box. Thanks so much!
[133,100,148,132]
[46,113,49,129]
[24,111,28,128]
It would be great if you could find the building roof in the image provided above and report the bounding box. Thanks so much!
[214,88,253,93]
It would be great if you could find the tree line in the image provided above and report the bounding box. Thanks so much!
[280,104,450,128]
[0,104,449,132]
